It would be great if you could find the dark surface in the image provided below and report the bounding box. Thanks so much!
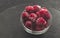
[0,0,60,38]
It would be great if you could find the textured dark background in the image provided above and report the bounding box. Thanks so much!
[0,0,60,12]
[0,0,60,38]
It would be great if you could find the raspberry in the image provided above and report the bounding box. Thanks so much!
[33,5,41,12]
[36,17,47,31]
[36,17,47,25]
[25,6,34,13]
[39,8,51,20]
[25,21,32,29]
[22,12,29,18]
[29,13,37,21]
[39,8,48,16]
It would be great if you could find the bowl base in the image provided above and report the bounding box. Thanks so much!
[23,26,50,35]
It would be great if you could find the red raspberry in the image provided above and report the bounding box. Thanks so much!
[33,5,41,12]
[39,8,48,16]
[36,8,48,17]
[36,17,47,26]
[22,12,29,18]
[25,6,34,12]
[36,17,47,31]
[25,21,32,29]
[39,8,51,20]
[29,13,37,21]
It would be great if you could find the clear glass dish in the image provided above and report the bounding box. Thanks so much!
[20,5,52,35]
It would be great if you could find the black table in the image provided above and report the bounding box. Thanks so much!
[0,0,60,38]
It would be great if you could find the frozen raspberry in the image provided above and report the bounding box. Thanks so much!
[25,21,32,29]
[36,17,47,30]
[22,12,29,18]
[22,12,29,23]
[39,8,51,20]
[29,13,37,21]
[36,17,47,26]
[36,8,48,17]
[33,5,41,12]
[25,6,34,13]
[39,8,48,16]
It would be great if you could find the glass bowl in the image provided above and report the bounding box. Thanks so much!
[20,5,52,35]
